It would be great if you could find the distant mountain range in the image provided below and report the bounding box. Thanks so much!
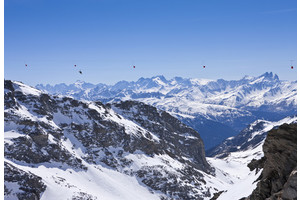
[36,72,297,149]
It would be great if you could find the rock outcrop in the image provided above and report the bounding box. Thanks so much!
[244,123,297,200]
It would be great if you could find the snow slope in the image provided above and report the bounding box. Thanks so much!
[5,158,161,200]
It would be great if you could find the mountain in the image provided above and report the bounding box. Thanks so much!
[206,117,297,200]
[36,72,297,150]
[5,80,218,200]
[35,80,100,97]
[4,80,297,200]
[207,116,297,158]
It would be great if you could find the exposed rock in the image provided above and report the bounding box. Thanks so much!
[111,100,212,173]
[4,162,46,200]
[244,123,297,200]
[281,169,297,200]
[210,190,225,200]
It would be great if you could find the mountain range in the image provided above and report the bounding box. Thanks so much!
[36,72,297,149]
[4,80,297,200]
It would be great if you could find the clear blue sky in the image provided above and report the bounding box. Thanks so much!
[4,0,297,85]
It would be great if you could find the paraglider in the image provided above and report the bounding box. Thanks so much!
[290,60,294,69]
[201,60,206,69]
[25,64,28,67]
[74,64,83,74]
[133,65,136,69]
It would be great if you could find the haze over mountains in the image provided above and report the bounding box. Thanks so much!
[36,72,297,149]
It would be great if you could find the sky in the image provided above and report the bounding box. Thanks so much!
[4,0,297,86]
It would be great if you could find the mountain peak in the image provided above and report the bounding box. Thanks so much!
[150,75,168,86]
[8,80,42,96]
[152,75,167,82]
[242,75,255,80]
[75,80,85,85]
[259,72,279,81]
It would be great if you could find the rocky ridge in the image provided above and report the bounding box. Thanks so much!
[244,123,297,200]
[5,80,215,200]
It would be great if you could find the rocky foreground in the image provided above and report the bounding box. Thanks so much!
[245,123,297,200]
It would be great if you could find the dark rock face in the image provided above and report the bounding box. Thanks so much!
[4,162,46,200]
[5,80,214,199]
[111,101,212,173]
[4,81,86,170]
[244,123,297,200]
[281,169,297,200]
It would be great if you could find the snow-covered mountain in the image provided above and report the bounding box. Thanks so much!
[5,80,217,199]
[207,116,297,157]
[4,80,297,200]
[36,72,297,149]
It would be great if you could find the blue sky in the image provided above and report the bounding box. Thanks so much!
[4,0,297,85]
